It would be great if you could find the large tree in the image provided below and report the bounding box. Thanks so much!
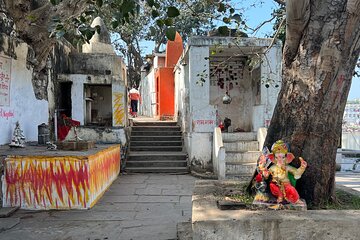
[265,0,360,206]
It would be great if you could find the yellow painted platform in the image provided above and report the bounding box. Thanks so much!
[2,144,120,210]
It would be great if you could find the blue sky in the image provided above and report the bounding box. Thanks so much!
[239,0,359,100]
[139,0,359,100]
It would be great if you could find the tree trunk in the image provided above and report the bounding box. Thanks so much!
[265,0,360,206]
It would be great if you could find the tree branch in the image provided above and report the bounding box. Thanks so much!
[283,0,310,66]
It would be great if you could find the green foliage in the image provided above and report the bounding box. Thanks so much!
[167,6,180,18]
[165,27,176,41]
[271,4,286,44]
[314,189,360,210]
[49,0,62,5]
[218,26,229,36]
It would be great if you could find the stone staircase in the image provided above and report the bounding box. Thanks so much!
[126,121,188,173]
[222,132,260,180]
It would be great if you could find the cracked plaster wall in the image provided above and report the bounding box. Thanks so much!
[0,34,48,145]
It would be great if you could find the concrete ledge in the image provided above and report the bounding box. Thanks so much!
[192,180,360,240]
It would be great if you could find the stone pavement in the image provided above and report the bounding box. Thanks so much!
[0,173,196,240]
[1,172,360,240]
[335,172,360,194]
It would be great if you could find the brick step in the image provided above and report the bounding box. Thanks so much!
[133,121,177,126]
[128,152,187,161]
[223,141,259,152]
[225,151,260,163]
[131,141,182,147]
[126,167,189,173]
[130,146,183,152]
[126,160,187,168]
[132,126,180,132]
[222,132,257,142]
[131,136,182,142]
[131,131,182,136]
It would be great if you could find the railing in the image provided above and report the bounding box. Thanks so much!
[212,127,226,180]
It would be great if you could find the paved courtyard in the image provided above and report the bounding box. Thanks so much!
[335,172,360,193]
[0,174,196,240]
[1,172,360,240]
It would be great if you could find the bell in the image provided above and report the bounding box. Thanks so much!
[222,92,232,104]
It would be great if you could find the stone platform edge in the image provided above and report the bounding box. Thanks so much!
[192,180,360,240]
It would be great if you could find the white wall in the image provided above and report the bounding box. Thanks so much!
[69,74,87,124]
[187,46,217,167]
[253,45,282,130]
[342,132,360,150]
[174,60,190,131]
[0,40,48,145]
[139,68,156,117]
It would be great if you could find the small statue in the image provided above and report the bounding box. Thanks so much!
[253,140,307,205]
[267,140,307,204]
[9,121,26,148]
[253,148,271,202]
[46,141,57,151]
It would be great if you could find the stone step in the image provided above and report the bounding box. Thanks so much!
[126,160,187,168]
[225,151,261,163]
[222,132,257,142]
[130,146,183,152]
[131,135,182,142]
[128,152,187,161]
[225,173,253,181]
[225,162,257,175]
[224,141,259,152]
[133,121,177,126]
[131,141,182,147]
[131,131,182,136]
[132,126,180,132]
[126,167,189,173]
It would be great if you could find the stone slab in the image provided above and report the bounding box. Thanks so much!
[0,218,20,233]
[192,180,360,240]
[0,207,19,218]
[177,222,193,240]
[56,140,95,151]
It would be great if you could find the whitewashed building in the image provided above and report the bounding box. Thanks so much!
[174,36,282,170]
[0,36,48,145]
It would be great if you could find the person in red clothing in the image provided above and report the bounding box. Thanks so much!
[128,85,141,117]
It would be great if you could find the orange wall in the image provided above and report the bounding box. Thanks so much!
[165,33,183,67]
[156,68,175,117]
[153,32,183,118]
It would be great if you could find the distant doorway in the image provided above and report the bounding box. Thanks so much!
[58,82,72,117]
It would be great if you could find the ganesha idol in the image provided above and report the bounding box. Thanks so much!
[254,140,307,205]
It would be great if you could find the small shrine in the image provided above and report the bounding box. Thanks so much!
[252,140,308,210]
[9,121,26,148]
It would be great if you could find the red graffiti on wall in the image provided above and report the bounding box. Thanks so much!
[0,108,14,119]
[0,56,11,106]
